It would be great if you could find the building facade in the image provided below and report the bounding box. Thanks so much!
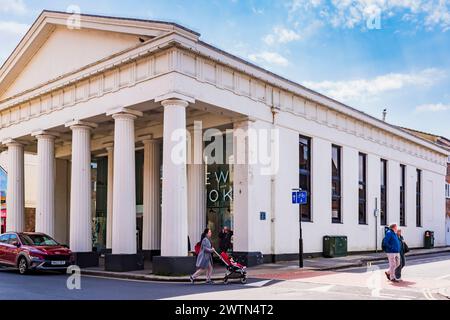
[402,128,450,246]
[0,11,448,273]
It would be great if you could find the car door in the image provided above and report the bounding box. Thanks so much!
[0,234,10,264]
[5,234,21,265]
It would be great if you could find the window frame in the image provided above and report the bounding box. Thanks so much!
[400,164,406,227]
[299,135,312,222]
[358,153,367,225]
[380,159,388,226]
[331,145,342,224]
[416,169,422,227]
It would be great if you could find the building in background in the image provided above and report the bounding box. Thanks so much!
[401,128,450,246]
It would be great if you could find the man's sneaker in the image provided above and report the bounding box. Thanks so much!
[189,275,195,284]
[205,280,214,285]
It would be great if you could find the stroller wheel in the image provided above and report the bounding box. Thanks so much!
[223,277,229,285]
[240,276,247,284]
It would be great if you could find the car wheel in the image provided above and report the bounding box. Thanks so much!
[18,257,29,275]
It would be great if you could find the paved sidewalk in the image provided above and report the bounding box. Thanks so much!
[80,247,450,282]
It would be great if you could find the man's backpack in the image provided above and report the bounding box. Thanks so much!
[194,242,201,256]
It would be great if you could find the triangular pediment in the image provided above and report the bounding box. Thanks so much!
[0,10,200,101]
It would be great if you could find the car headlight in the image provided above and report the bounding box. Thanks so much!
[29,250,45,260]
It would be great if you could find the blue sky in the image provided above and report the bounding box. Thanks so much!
[1,0,449,137]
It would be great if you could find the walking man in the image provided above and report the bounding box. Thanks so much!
[383,223,401,283]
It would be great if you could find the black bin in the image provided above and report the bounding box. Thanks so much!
[424,230,434,249]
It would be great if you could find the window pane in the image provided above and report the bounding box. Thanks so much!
[331,145,341,223]
[299,135,311,221]
[380,160,387,225]
[332,146,339,177]
[359,201,366,224]
[332,199,341,222]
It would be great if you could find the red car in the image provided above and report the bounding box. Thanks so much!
[0,232,74,274]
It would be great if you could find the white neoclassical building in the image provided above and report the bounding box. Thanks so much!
[0,11,448,273]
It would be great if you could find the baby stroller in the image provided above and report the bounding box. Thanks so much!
[214,249,247,284]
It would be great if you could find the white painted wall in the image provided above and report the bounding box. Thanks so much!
[246,110,447,255]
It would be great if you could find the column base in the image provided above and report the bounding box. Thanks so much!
[104,253,145,272]
[152,256,196,276]
[232,252,264,267]
[141,250,161,261]
[73,252,100,268]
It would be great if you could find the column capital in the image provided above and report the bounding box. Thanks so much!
[31,130,60,140]
[104,142,114,151]
[140,135,160,145]
[2,139,25,147]
[161,99,189,109]
[65,120,98,130]
[106,107,143,120]
[155,92,195,104]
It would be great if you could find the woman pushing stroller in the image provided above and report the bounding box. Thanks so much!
[190,228,215,284]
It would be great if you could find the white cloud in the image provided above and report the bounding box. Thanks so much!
[304,68,447,101]
[0,21,29,35]
[288,0,450,31]
[263,26,301,45]
[415,103,450,112]
[248,51,289,67]
[0,0,27,15]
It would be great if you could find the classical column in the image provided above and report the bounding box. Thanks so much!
[112,112,137,254]
[105,145,114,250]
[187,127,206,248]
[4,140,25,232]
[66,120,98,267]
[33,132,57,237]
[105,107,143,272]
[160,99,189,257]
[142,139,161,257]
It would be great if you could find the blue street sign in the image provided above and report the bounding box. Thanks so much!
[292,191,307,204]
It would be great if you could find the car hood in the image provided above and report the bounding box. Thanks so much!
[25,246,72,255]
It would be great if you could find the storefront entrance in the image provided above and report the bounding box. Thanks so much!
[205,130,234,250]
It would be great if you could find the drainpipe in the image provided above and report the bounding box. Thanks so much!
[270,106,279,263]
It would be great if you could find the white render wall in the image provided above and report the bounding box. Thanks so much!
[259,112,447,256]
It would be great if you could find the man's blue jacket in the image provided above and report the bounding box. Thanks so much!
[383,229,400,253]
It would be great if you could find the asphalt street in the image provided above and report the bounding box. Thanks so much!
[0,253,449,300]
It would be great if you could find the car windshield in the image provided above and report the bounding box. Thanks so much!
[19,234,59,246]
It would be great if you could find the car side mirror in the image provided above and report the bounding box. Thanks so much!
[62,244,69,249]
[12,242,21,248]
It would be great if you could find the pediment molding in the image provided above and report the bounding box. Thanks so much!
[0,10,200,98]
